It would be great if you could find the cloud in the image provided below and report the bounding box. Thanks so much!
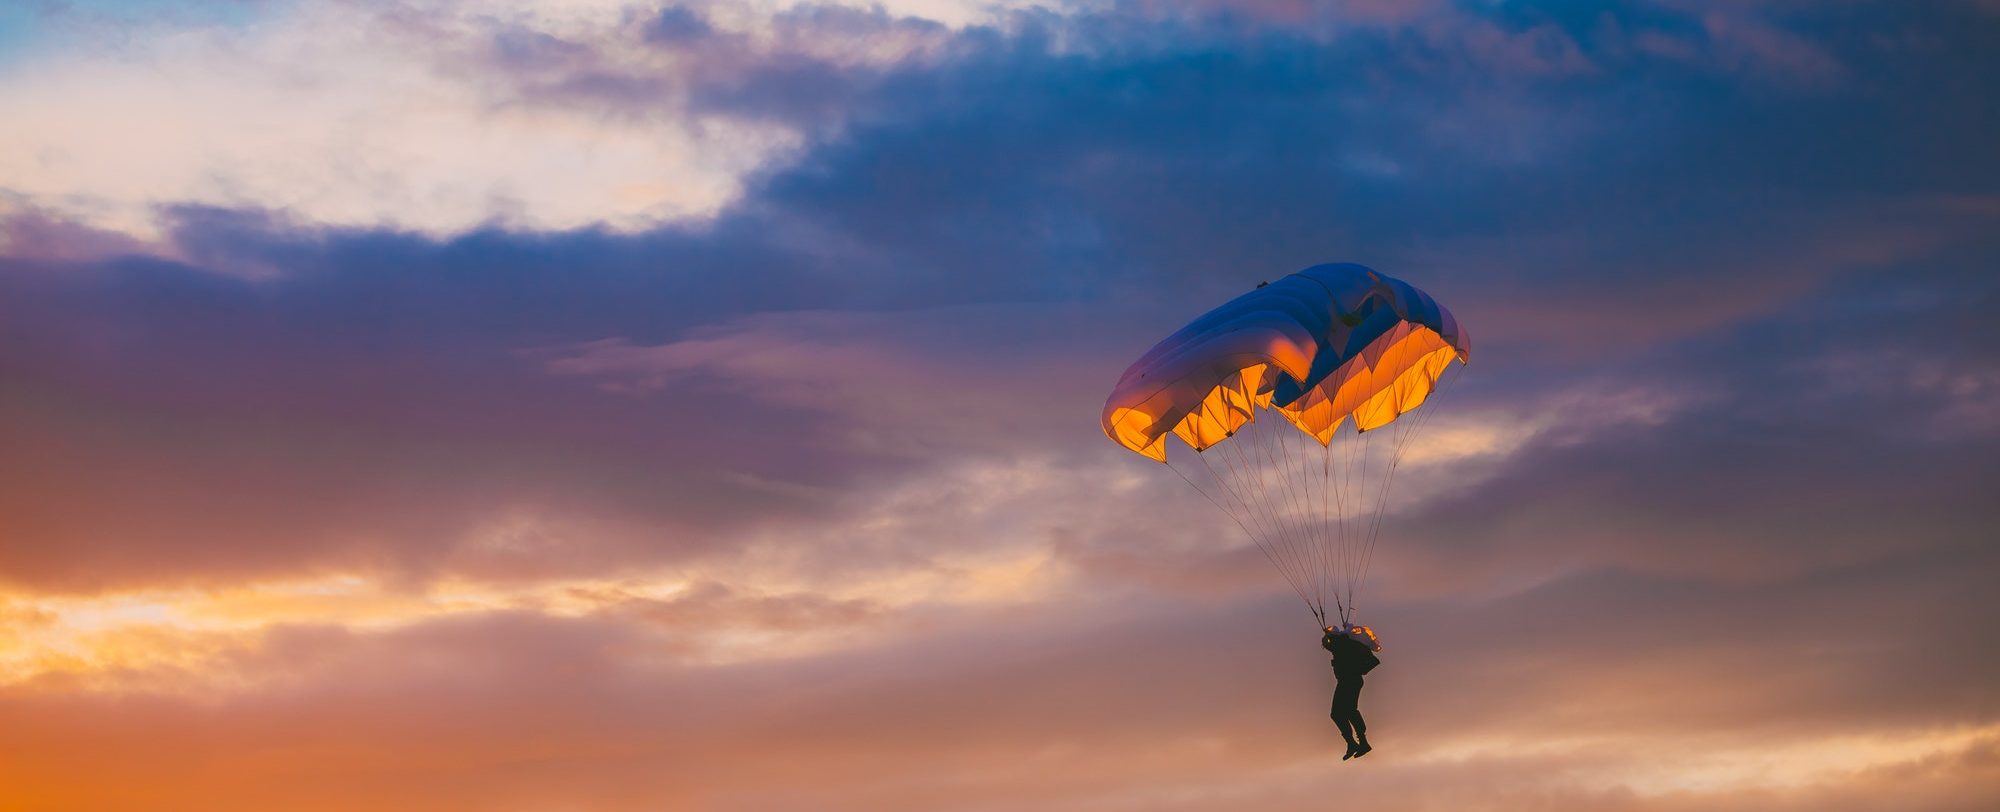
[0,0,1992,614]
[0,2,786,237]
[0,2,1996,809]
[10,0,1986,244]
[1,555,1995,810]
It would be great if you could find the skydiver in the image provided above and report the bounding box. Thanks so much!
[1322,624,1380,760]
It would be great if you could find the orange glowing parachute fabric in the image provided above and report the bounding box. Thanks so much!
[1102,263,1468,627]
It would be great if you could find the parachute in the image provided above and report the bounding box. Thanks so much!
[1102,263,1469,628]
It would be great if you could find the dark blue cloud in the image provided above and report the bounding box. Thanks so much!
[644,5,714,45]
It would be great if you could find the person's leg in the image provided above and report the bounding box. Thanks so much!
[1349,676,1367,736]
[1332,679,1359,755]
[1330,689,1355,741]
[1349,677,1371,757]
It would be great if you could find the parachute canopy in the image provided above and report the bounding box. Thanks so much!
[1102,263,1469,461]
[1101,263,1469,628]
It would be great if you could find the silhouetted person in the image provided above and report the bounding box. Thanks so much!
[1322,624,1380,760]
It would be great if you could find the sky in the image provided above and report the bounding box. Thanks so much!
[1,0,1997,810]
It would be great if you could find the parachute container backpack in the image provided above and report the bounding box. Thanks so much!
[1101,264,1469,629]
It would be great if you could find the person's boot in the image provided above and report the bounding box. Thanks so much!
[1341,739,1358,760]
[1351,735,1372,758]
